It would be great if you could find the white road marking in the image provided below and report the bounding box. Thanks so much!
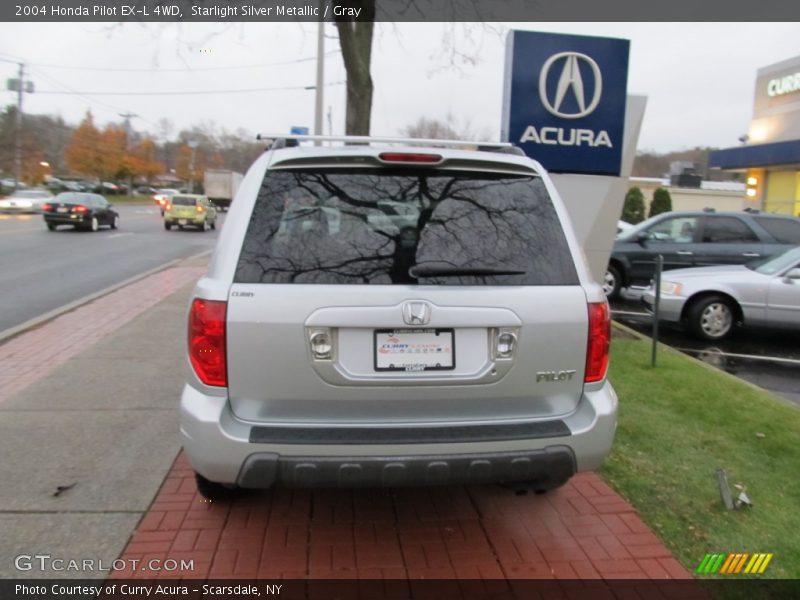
[675,347,800,366]
[108,233,134,239]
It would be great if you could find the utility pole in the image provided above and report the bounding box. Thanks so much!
[119,112,138,194]
[119,112,138,148]
[14,63,24,190]
[314,17,324,146]
[187,140,199,193]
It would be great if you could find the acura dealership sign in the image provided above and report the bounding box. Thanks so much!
[501,30,630,176]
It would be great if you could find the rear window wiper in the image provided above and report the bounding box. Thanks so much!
[408,264,527,278]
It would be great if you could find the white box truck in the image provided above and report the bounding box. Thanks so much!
[203,169,244,212]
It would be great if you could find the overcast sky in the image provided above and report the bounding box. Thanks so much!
[0,22,796,153]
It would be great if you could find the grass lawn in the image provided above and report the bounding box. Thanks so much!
[601,329,800,579]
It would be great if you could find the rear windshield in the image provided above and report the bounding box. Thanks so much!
[171,196,197,206]
[234,168,578,286]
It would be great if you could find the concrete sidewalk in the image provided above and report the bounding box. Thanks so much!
[0,259,692,582]
[0,259,205,579]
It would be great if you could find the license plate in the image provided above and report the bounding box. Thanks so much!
[57,207,69,213]
[178,219,187,225]
[374,329,454,372]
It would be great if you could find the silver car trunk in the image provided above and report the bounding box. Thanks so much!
[226,284,588,424]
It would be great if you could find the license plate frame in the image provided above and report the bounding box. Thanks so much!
[178,219,187,225]
[57,207,69,213]
[374,328,455,372]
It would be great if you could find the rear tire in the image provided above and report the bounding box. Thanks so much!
[687,295,736,341]
[46,222,57,231]
[111,215,119,230]
[195,473,239,501]
[90,217,99,232]
[210,220,216,230]
[164,222,172,231]
[604,265,622,299]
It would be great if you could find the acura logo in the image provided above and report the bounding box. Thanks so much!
[402,301,430,326]
[539,51,603,119]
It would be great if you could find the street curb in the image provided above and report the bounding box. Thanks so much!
[0,249,211,345]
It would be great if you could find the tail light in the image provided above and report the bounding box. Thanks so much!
[42,203,52,212]
[585,301,610,383]
[72,205,88,213]
[196,205,204,213]
[378,152,443,163]
[188,299,227,387]
[165,203,172,211]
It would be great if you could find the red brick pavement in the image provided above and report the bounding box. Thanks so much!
[112,453,693,582]
[0,266,205,404]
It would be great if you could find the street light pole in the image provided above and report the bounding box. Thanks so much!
[314,18,324,146]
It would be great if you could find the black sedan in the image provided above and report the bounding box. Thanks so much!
[42,193,120,232]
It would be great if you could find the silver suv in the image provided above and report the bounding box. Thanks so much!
[180,135,617,497]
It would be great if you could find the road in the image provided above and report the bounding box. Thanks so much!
[0,204,222,334]
[612,294,800,406]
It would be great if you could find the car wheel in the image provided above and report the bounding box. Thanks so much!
[210,220,216,230]
[688,295,736,341]
[90,217,99,232]
[603,265,622,299]
[46,222,57,231]
[195,473,239,501]
[201,220,210,232]
[111,215,119,230]
[164,222,172,231]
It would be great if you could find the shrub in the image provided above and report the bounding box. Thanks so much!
[621,186,646,224]
[649,187,673,218]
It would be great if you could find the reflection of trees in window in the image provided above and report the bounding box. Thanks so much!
[234,170,577,286]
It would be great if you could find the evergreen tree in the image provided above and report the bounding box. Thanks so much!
[621,186,646,224]
[649,187,673,217]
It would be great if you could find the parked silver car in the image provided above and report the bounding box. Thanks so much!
[643,247,800,340]
[180,135,617,498]
[0,189,54,213]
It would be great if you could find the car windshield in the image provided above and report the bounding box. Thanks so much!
[749,246,800,275]
[54,193,90,205]
[615,216,659,241]
[235,168,578,286]
[171,196,197,206]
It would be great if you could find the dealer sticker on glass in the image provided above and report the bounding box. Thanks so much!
[374,329,455,372]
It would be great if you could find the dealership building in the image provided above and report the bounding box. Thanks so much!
[710,54,800,216]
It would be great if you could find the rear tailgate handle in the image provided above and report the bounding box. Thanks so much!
[742,252,761,257]
[676,251,693,256]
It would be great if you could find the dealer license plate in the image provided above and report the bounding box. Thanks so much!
[374,329,455,372]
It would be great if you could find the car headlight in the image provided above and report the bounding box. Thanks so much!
[660,281,683,295]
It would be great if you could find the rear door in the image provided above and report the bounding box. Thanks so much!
[226,164,589,425]
[696,215,764,266]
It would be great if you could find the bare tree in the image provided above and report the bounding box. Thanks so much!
[334,4,376,136]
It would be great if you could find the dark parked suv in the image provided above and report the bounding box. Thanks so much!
[605,209,800,298]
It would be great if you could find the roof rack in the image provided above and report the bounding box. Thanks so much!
[256,133,519,154]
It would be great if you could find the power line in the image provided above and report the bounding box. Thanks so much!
[33,81,346,97]
[1,52,339,73]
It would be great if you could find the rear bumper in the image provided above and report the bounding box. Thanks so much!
[180,381,618,488]
[44,213,88,225]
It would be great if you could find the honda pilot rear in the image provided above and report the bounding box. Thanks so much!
[180,136,617,496]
